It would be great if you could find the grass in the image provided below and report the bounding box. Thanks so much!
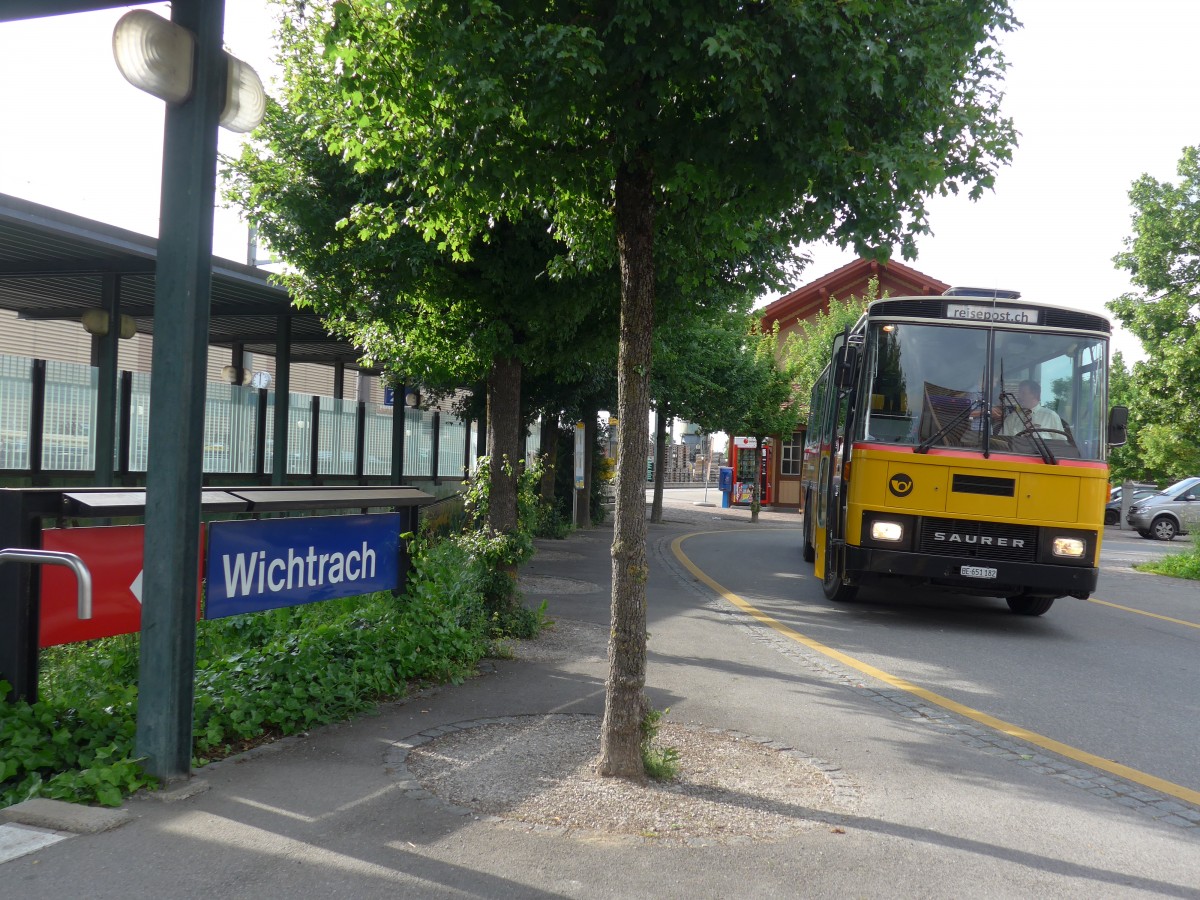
[641,704,681,781]
[1135,533,1200,579]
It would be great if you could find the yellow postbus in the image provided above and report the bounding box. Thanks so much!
[800,288,1128,616]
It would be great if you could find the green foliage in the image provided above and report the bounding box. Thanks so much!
[1108,146,1200,484]
[528,501,573,539]
[191,575,490,756]
[652,301,759,435]
[224,45,621,441]
[1135,533,1200,580]
[731,322,804,442]
[640,704,681,781]
[463,455,537,564]
[1105,351,1142,483]
[0,678,155,808]
[456,454,563,636]
[309,0,1017,272]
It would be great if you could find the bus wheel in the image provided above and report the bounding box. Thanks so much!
[821,544,858,602]
[802,497,815,563]
[1006,595,1055,616]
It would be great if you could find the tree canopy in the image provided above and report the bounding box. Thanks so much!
[266,0,1019,777]
[1108,145,1200,484]
[224,95,619,540]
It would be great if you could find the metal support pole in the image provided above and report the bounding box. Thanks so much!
[333,361,345,400]
[136,0,226,782]
[94,273,121,486]
[463,416,473,478]
[355,400,366,482]
[309,395,320,482]
[430,411,441,485]
[118,371,133,484]
[30,359,45,484]
[0,490,38,702]
[229,343,246,473]
[272,315,291,484]
[390,386,406,486]
[255,388,268,480]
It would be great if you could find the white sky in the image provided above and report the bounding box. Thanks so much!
[2,1,1196,364]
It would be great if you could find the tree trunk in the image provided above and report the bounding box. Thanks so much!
[486,356,522,539]
[599,157,655,779]
[650,409,667,523]
[538,414,559,506]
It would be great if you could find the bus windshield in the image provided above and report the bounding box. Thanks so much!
[857,321,1107,460]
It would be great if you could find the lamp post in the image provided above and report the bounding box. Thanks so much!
[112,3,265,782]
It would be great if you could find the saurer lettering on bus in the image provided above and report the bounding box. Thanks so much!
[932,532,1025,548]
[221,542,377,598]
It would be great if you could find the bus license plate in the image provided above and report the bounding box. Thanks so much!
[960,565,997,579]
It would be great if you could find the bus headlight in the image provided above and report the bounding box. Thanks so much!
[1052,537,1086,558]
[870,521,904,542]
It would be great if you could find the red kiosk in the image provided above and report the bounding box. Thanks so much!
[728,437,773,506]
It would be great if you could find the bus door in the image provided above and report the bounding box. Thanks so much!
[813,332,855,580]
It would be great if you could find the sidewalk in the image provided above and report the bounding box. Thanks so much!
[1,496,1197,898]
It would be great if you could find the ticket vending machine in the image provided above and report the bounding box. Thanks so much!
[729,437,773,506]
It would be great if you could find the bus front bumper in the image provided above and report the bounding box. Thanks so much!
[843,546,1098,599]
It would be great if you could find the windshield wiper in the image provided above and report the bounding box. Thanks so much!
[916,398,986,454]
[999,391,1056,465]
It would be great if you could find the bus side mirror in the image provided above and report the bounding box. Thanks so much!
[834,345,858,389]
[1107,406,1129,446]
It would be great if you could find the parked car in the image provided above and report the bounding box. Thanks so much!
[1104,484,1158,525]
[1126,476,1200,540]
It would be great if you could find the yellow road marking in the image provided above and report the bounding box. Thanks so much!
[1088,597,1200,630]
[671,531,1200,808]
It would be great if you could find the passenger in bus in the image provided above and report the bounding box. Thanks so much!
[996,380,1066,439]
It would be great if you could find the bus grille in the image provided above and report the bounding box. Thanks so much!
[917,517,1037,562]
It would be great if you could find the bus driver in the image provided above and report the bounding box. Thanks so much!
[996,380,1065,439]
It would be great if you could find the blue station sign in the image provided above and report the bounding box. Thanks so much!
[204,514,401,618]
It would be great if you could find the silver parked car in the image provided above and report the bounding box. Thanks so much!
[1126,476,1200,540]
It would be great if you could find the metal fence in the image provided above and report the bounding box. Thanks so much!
[0,353,542,480]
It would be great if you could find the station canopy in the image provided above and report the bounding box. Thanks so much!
[0,191,375,373]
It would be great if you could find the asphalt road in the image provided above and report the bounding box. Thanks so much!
[666,500,1200,798]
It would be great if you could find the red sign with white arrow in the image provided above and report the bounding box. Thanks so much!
[39,525,204,647]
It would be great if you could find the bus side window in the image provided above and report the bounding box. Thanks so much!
[809,379,825,447]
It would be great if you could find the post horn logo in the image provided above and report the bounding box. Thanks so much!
[889,473,914,497]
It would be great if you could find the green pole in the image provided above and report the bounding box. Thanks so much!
[135,0,225,782]
[93,272,120,486]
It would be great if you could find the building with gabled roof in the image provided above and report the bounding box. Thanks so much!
[760,256,949,341]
